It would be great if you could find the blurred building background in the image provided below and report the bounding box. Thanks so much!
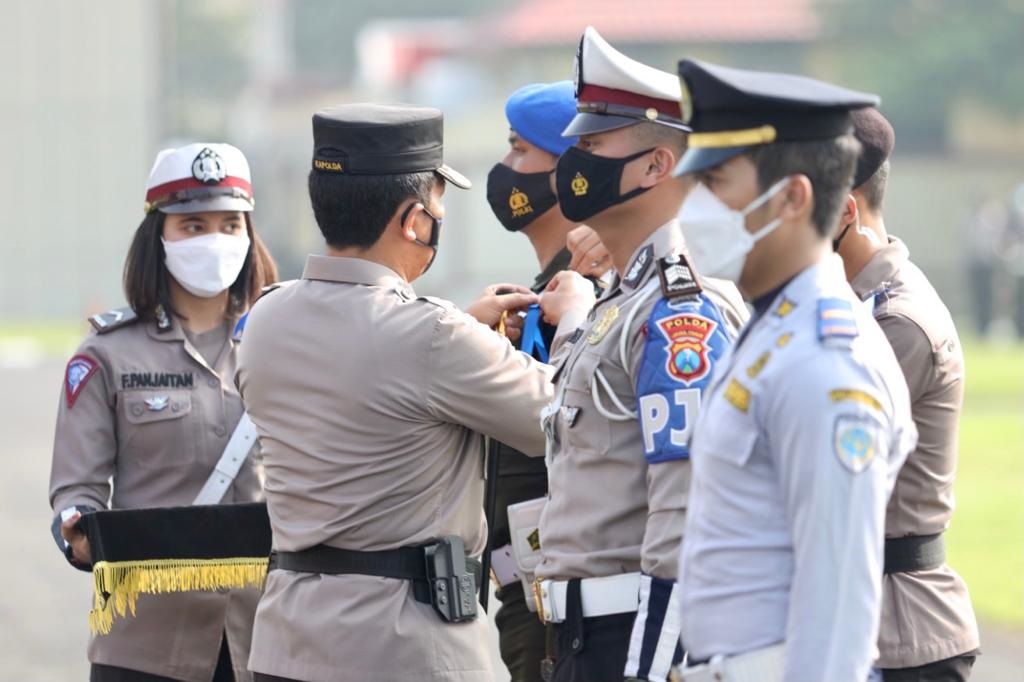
[3,0,1024,329]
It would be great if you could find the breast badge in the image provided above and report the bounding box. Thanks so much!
[587,304,619,344]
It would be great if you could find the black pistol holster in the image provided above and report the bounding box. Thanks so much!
[425,535,478,623]
[270,535,480,624]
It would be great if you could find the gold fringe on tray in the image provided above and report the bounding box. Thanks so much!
[89,557,269,634]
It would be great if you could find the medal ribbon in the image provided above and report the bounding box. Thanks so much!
[519,303,549,363]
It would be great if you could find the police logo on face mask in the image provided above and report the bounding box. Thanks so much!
[486,163,558,233]
[571,173,589,196]
[192,147,227,185]
[509,188,532,217]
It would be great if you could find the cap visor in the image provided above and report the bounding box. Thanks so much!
[160,196,254,214]
[436,164,472,190]
[673,146,750,177]
[562,112,639,137]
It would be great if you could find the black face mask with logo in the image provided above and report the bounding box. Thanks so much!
[486,163,559,232]
[554,146,654,223]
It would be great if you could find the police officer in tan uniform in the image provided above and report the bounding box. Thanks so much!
[49,143,278,681]
[532,28,747,682]
[483,80,599,682]
[834,108,980,680]
[236,104,555,682]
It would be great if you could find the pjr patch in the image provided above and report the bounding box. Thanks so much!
[656,314,716,384]
[65,355,99,408]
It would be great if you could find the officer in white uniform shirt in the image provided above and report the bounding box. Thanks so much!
[670,60,918,682]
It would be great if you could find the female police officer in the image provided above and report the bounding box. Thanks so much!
[48,142,278,682]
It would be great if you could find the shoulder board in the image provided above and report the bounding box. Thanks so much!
[657,252,703,300]
[817,298,859,344]
[88,307,138,334]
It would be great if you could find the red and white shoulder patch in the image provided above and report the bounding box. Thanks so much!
[65,355,99,408]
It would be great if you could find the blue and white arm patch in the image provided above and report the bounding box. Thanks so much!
[635,294,730,463]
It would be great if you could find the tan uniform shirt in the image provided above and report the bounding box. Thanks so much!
[49,315,262,682]
[537,219,747,582]
[236,255,554,682]
[851,237,979,667]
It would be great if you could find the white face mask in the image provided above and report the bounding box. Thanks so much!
[677,177,790,283]
[162,232,251,298]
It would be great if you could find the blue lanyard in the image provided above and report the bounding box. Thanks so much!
[519,303,549,363]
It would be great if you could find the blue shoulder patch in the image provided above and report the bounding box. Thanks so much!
[817,298,858,342]
[636,293,731,463]
[232,313,248,342]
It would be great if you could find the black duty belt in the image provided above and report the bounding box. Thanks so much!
[884,533,945,574]
[269,543,482,606]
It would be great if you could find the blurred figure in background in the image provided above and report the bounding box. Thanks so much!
[834,108,980,681]
[964,191,1006,338]
[49,143,278,682]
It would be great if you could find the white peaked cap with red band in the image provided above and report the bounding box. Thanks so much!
[564,26,689,137]
[144,142,254,214]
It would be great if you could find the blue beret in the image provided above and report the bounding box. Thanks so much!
[505,81,578,157]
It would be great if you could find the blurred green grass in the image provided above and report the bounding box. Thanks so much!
[947,338,1024,627]
[1,322,1022,624]
[0,321,84,357]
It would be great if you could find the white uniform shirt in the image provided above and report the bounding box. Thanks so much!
[678,255,916,682]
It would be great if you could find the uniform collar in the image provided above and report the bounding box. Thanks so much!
[762,253,849,320]
[144,313,232,376]
[618,218,685,294]
[849,236,908,301]
[302,254,414,298]
[532,248,572,293]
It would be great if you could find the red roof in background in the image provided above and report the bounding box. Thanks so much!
[483,0,819,46]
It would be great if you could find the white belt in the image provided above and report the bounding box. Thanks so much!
[533,572,641,623]
[192,413,259,505]
[490,544,520,588]
[679,644,785,682]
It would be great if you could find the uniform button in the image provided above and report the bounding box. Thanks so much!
[131,405,143,417]
[571,637,581,650]
[207,378,219,388]
[215,426,226,437]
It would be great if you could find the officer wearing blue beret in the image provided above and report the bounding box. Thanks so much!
[483,80,613,682]
[672,61,918,682]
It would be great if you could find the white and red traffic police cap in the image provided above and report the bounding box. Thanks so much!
[564,26,689,137]
[144,142,254,214]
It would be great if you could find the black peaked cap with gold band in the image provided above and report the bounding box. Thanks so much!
[564,26,690,137]
[312,103,471,189]
[673,59,880,177]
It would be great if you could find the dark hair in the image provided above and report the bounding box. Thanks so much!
[308,170,437,249]
[123,211,279,321]
[745,134,861,237]
[855,159,889,213]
